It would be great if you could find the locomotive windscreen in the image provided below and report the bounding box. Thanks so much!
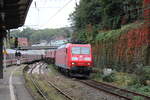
[72,47,90,54]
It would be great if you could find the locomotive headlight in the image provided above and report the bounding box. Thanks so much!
[72,62,75,65]
[72,57,78,61]
[84,57,91,61]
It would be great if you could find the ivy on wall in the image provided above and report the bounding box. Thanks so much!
[92,23,150,73]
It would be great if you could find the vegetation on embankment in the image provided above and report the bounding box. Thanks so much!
[93,22,148,65]
[69,0,143,43]
[90,22,150,97]
[91,70,150,97]
[92,22,150,80]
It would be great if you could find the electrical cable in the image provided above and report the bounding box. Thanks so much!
[42,0,73,27]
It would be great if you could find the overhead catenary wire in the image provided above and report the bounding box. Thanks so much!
[31,0,61,9]
[42,0,73,27]
[30,7,61,8]
[24,0,79,29]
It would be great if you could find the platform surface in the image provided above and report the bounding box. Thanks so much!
[0,65,33,100]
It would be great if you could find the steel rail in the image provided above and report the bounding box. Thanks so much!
[39,62,74,100]
[39,62,44,74]
[47,81,74,100]
[78,80,150,100]
[30,63,49,100]
[78,80,131,100]
[43,62,74,100]
[30,62,74,100]
[91,80,150,99]
[30,76,49,100]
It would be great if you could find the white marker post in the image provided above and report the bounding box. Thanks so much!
[3,38,7,71]
[3,52,6,70]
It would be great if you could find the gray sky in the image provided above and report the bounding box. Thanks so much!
[23,0,80,29]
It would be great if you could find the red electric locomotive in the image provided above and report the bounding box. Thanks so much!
[55,43,93,77]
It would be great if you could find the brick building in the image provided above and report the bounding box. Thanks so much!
[18,38,28,47]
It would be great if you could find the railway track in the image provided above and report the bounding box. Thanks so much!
[29,62,49,100]
[47,81,74,100]
[27,62,150,100]
[28,62,74,100]
[78,80,150,100]
[30,75,49,100]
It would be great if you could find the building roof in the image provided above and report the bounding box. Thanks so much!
[0,0,32,29]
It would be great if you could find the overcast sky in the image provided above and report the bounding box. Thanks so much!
[23,0,80,29]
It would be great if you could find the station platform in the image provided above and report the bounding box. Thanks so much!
[0,65,33,100]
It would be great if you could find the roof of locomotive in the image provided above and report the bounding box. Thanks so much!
[57,43,91,49]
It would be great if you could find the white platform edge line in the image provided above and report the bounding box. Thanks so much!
[9,67,19,100]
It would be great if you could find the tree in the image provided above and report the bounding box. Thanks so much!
[10,27,73,44]
[69,0,143,43]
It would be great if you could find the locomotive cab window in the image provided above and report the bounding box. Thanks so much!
[81,47,90,54]
[72,47,90,54]
[72,47,80,54]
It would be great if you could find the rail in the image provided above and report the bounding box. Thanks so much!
[47,81,74,100]
[29,63,49,100]
[78,80,150,100]
[39,62,74,100]
[26,62,74,100]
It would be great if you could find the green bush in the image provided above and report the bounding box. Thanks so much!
[96,22,143,43]
[102,73,115,82]
[102,72,137,86]
[142,66,150,81]
[90,72,103,82]
[137,66,150,85]
[114,72,138,86]
[129,84,150,97]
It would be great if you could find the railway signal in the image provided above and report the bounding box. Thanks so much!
[14,37,18,48]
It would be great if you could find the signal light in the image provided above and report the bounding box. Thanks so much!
[14,37,18,48]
